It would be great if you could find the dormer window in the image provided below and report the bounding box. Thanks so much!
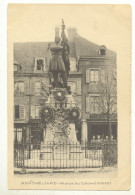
[100,48,106,55]
[99,45,106,56]
[14,64,18,72]
[35,58,45,72]
[14,61,22,73]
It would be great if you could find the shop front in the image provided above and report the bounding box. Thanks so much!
[87,121,117,142]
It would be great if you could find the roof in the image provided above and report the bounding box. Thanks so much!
[14,42,49,73]
[74,35,116,58]
[14,35,116,73]
[14,42,78,73]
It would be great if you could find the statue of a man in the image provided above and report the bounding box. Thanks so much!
[49,22,70,88]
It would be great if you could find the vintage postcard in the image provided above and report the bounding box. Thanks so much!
[8,4,131,190]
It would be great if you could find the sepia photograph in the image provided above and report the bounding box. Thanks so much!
[7,4,131,190]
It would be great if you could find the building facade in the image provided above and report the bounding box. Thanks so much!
[14,28,117,147]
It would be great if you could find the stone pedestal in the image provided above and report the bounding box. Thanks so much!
[40,122,82,160]
[40,142,84,160]
[40,88,83,160]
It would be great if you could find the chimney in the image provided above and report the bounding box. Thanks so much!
[68,28,77,42]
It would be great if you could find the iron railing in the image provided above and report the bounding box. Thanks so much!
[14,141,117,169]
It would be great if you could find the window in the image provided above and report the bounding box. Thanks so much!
[69,58,77,72]
[15,82,24,94]
[90,96,99,114]
[68,81,77,93]
[99,45,106,56]
[86,96,100,114]
[90,70,99,83]
[14,63,22,73]
[86,69,100,83]
[14,128,22,142]
[100,49,106,55]
[35,58,45,71]
[35,82,41,95]
[15,105,25,119]
[31,106,41,118]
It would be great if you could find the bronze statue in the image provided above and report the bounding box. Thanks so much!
[49,20,70,88]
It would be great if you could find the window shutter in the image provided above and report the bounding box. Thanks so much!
[15,105,19,119]
[86,96,90,113]
[101,69,105,83]
[14,83,18,93]
[34,58,36,71]
[14,130,17,141]
[31,81,34,95]
[112,103,117,113]
[36,106,41,118]
[35,82,41,95]
[76,80,81,95]
[20,105,25,119]
[24,81,29,94]
[90,96,93,113]
[86,69,90,83]
[31,106,35,118]
[19,82,24,93]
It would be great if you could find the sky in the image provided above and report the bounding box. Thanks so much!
[8,4,131,52]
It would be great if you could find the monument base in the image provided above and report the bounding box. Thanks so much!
[39,87,83,161]
[40,142,84,160]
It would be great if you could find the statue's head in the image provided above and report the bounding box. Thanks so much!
[55,36,60,44]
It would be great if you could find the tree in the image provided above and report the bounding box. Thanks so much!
[97,64,117,140]
[32,80,50,130]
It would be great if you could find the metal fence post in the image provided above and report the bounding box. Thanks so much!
[102,143,104,168]
[22,137,25,169]
[28,125,31,159]
[85,140,87,158]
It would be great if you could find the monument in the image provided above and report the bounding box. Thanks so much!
[40,20,84,160]
[48,19,70,89]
